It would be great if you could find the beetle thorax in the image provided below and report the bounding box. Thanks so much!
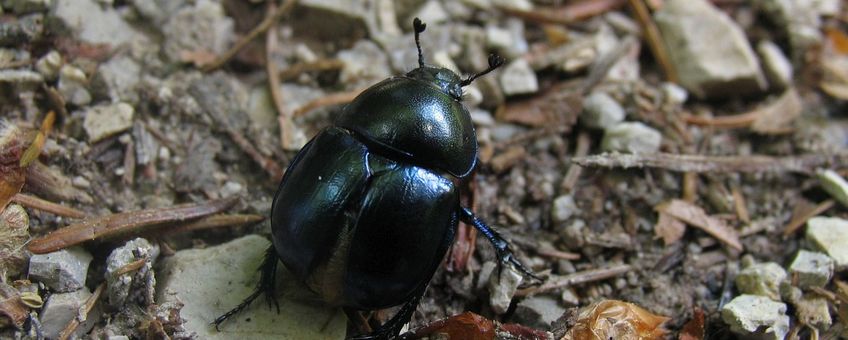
[405,66,463,101]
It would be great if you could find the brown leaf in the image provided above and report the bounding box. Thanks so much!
[826,27,848,55]
[750,88,801,134]
[679,308,705,340]
[0,204,30,278]
[407,311,495,340]
[0,281,27,329]
[498,82,582,128]
[562,300,669,340]
[655,211,686,245]
[656,199,743,251]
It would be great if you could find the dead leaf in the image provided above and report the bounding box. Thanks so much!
[407,311,495,340]
[498,82,582,128]
[0,204,29,278]
[750,88,801,134]
[0,281,27,329]
[826,27,848,55]
[562,300,669,340]
[679,308,705,340]
[656,199,743,251]
[655,211,686,245]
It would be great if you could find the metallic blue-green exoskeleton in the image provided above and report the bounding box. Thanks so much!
[214,18,540,339]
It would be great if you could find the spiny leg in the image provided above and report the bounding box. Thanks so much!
[459,207,542,282]
[349,285,426,340]
[212,245,280,330]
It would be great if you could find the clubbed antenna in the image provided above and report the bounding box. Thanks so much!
[460,54,505,87]
[413,17,427,68]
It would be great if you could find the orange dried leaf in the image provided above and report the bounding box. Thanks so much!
[19,111,55,168]
[656,199,743,251]
[563,300,669,340]
[826,27,848,55]
[655,211,686,245]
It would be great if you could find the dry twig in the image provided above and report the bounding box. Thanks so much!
[561,132,591,193]
[497,0,625,25]
[627,0,678,82]
[783,200,835,236]
[28,197,237,254]
[201,0,297,72]
[572,152,848,174]
[292,87,367,117]
[159,214,265,235]
[516,264,632,297]
[11,193,86,219]
[57,283,104,340]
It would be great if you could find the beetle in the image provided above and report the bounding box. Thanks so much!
[214,18,540,339]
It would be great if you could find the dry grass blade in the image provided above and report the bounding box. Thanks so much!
[11,193,86,219]
[201,0,298,72]
[279,59,344,81]
[57,282,104,340]
[516,264,631,297]
[684,89,801,133]
[497,0,625,25]
[656,199,743,251]
[27,197,238,254]
[292,87,367,117]
[731,185,750,224]
[783,200,835,236]
[627,0,678,82]
[20,111,55,167]
[159,214,265,235]
[571,152,848,174]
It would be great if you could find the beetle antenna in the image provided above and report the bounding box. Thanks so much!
[413,18,427,68]
[460,54,505,87]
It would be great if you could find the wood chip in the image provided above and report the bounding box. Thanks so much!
[655,199,743,251]
[27,197,237,254]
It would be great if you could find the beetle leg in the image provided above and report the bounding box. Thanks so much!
[459,207,542,283]
[350,286,425,340]
[212,245,280,330]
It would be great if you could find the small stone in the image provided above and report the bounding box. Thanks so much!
[806,216,848,270]
[96,55,141,103]
[499,59,538,96]
[162,0,234,62]
[757,41,793,90]
[105,238,159,308]
[4,0,53,13]
[58,64,91,106]
[28,247,93,292]
[491,0,532,11]
[601,122,662,154]
[337,40,391,89]
[789,250,834,289]
[35,50,62,80]
[551,195,578,223]
[0,204,29,278]
[0,69,43,85]
[476,261,497,291]
[581,92,626,130]
[156,235,346,339]
[290,0,372,41]
[107,336,130,340]
[39,288,98,339]
[219,181,243,198]
[488,264,523,314]
[410,0,448,26]
[721,294,789,340]
[50,0,140,46]
[83,102,135,142]
[655,0,766,98]
[560,287,579,307]
[486,25,514,54]
[791,294,832,330]
[735,262,786,301]
[817,169,848,208]
[513,296,566,329]
[661,82,688,105]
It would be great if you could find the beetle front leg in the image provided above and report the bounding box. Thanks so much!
[459,207,542,283]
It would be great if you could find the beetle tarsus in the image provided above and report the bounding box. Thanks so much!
[212,245,280,330]
[349,285,426,340]
[459,207,542,283]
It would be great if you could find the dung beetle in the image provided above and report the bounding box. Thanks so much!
[214,18,541,339]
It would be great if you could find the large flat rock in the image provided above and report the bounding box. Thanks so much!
[156,235,346,339]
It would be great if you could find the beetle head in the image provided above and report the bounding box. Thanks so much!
[406,18,505,101]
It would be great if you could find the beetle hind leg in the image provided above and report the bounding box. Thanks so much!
[212,245,280,330]
[349,287,425,340]
[459,207,542,283]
